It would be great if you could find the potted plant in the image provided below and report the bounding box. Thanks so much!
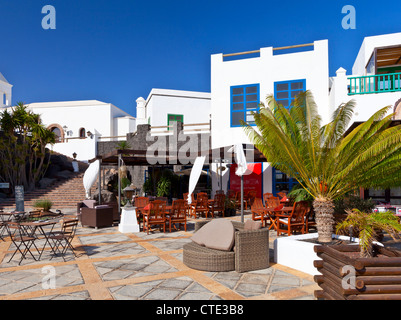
[314,209,401,300]
[224,198,236,216]
[33,199,53,215]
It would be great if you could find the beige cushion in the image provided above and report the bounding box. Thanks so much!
[83,200,96,208]
[191,219,235,251]
[244,219,262,230]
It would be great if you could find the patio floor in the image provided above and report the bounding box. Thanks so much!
[0,209,322,301]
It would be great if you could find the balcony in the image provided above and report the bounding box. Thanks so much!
[348,72,401,95]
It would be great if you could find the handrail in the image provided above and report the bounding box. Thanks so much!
[348,72,401,95]
[222,43,314,58]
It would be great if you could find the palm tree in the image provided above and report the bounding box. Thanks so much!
[336,209,401,257]
[242,90,401,243]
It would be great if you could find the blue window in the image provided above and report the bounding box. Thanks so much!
[274,79,306,109]
[230,84,260,127]
[272,168,299,196]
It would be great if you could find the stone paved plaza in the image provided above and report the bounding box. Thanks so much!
[0,210,321,301]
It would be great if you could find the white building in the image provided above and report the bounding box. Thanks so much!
[0,72,12,108]
[329,32,401,124]
[0,83,136,162]
[209,40,330,197]
[26,100,135,161]
[329,32,401,204]
[136,88,211,135]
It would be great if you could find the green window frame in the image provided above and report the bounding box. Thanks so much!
[167,114,184,130]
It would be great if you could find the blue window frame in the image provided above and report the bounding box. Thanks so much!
[230,84,260,127]
[272,168,299,196]
[274,79,306,109]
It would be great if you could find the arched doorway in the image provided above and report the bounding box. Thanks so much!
[79,127,86,138]
[47,124,64,143]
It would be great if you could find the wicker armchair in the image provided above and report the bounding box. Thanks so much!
[183,220,269,273]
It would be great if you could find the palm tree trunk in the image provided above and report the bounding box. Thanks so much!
[313,197,335,243]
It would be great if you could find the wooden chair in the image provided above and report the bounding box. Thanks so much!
[265,196,280,209]
[142,200,167,235]
[277,192,287,200]
[304,207,316,233]
[264,196,281,230]
[208,193,225,218]
[183,193,195,217]
[227,189,237,199]
[196,192,208,200]
[134,197,149,228]
[155,197,168,204]
[168,199,187,232]
[263,193,274,206]
[189,193,209,219]
[244,190,257,208]
[275,201,310,236]
[250,198,268,227]
[235,191,248,210]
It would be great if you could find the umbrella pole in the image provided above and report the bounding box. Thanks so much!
[241,175,244,223]
[118,154,121,215]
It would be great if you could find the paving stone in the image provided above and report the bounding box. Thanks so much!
[144,288,182,300]
[0,212,321,301]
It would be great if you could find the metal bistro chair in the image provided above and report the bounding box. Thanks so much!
[48,218,79,261]
[7,222,40,265]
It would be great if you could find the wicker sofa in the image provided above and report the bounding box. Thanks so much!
[183,220,269,273]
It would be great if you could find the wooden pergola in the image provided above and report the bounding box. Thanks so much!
[88,145,268,213]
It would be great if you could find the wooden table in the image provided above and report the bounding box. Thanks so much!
[264,206,293,230]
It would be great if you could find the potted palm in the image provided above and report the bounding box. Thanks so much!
[313,209,401,300]
[243,91,401,277]
[243,91,401,243]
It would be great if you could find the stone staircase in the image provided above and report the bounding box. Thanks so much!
[0,172,97,211]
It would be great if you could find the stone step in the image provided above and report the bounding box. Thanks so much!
[0,171,98,210]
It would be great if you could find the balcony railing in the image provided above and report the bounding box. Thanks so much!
[348,72,401,95]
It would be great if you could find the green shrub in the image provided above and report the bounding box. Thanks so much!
[33,199,53,211]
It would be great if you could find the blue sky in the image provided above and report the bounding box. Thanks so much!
[1,0,401,117]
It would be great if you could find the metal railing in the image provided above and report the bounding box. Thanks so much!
[348,72,401,95]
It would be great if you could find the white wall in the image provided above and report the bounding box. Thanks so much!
[25,100,135,161]
[210,40,329,150]
[50,135,97,162]
[0,74,12,108]
[141,89,211,132]
[352,32,401,76]
[330,32,401,124]
[116,116,136,139]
